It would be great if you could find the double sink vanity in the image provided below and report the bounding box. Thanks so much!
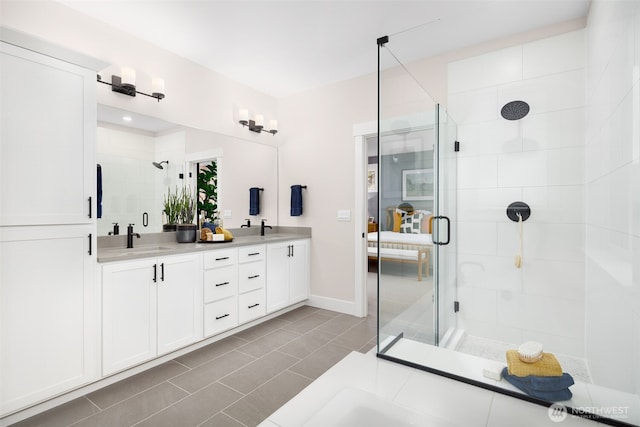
[0,28,308,422]
[98,227,311,376]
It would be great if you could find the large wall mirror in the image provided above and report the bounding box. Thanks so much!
[96,105,278,236]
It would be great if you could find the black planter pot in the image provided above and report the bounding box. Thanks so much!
[176,224,197,243]
[163,224,177,232]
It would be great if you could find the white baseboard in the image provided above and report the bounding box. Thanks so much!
[307,294,364,317]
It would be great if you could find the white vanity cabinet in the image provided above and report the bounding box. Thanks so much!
[0,226,97,416]
[102,254,202,376]
[0,41,96,226]
[203,248,239,337]
[237,245,266,324]
[266,239,310,313]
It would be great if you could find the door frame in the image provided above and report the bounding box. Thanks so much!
[353,120,377,318]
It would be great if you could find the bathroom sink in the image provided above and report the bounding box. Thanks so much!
[107,246,173,257]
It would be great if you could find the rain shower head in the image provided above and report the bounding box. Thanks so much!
[501,100,530,121]
[152,160,169,170]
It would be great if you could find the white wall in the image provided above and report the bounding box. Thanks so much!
[585,0,640,395]
[447,30,587,357]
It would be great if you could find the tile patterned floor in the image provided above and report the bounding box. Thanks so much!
[13,306,376,427]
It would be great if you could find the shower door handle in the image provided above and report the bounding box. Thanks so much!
[432,216,451,246]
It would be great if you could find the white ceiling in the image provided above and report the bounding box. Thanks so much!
[60,0,590,98]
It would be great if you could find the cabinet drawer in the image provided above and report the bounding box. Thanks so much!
[238,261,265,293]
[203,248,237,269]
[238,245,265,263]
[238,289,265,324]
[204,296,238,337]
[203,265,237,303]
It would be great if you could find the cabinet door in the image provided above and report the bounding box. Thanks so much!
[157,254,202,356]
[0,43,96,226]
[266,243,290,313]
[102,259,157,376]
[289,240,310,304]
[0,226,97,415]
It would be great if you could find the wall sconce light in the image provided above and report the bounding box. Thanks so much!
[97,67,165,102]
[239,108,278,135]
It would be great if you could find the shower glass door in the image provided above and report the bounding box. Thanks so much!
[433,105,458,346]
[376,35,457,356]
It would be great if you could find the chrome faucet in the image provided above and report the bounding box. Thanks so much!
[127,224,141,248]
[241,218,251,228]
[260,219,272,236]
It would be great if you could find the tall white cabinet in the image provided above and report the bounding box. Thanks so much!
[0,31,105,416]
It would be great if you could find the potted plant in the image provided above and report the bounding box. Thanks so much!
[197,161,218,224]
[162,187,180,232]
[176,186,198,243]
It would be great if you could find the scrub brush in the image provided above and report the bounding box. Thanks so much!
[515,213,523,268]
[517,341,543,363]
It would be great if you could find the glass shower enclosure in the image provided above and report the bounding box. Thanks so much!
[375,34,458,358]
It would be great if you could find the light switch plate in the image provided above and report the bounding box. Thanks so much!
[337,210,351,221]
[223,210,232,218]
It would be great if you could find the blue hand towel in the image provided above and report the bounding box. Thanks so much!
[203,221,217,232]
[290,185,303,216]
[97,164,103,219]
[502,368,574,401]
[249,187,260,216]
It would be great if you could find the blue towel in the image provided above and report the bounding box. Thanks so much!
[249,187,260,216]
[203,221,217,232]
[290,185,303,216]
[502,368,574,401]
[97,164,102,219]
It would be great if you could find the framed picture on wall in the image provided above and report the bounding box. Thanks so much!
[402,168,434,201]
[367,164,378,193]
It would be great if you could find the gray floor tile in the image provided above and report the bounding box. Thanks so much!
[277,328,336,359]
[273,305,319,322]
[174,336,248,368]
[315,313,365,336]
[219,351,299,394]
[136,382,242,427]
[233,318,291,341]
[288,343,353,380]
[86,361,189,410]
[199,412,247,427]
[331,317,377,351]
[236,329,301,358]
[72,382,187,427]
[170,350,255,393]
[280,311,337,334]
[223,371,312,427]
[11,397,99,427]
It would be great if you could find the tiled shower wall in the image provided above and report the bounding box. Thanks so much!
[447,30,586,358]
[585,0,640,395]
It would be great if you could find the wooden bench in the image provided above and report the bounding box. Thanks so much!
[367,245,430,281]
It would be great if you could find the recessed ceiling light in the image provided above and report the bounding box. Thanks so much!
[122,116,132,122]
